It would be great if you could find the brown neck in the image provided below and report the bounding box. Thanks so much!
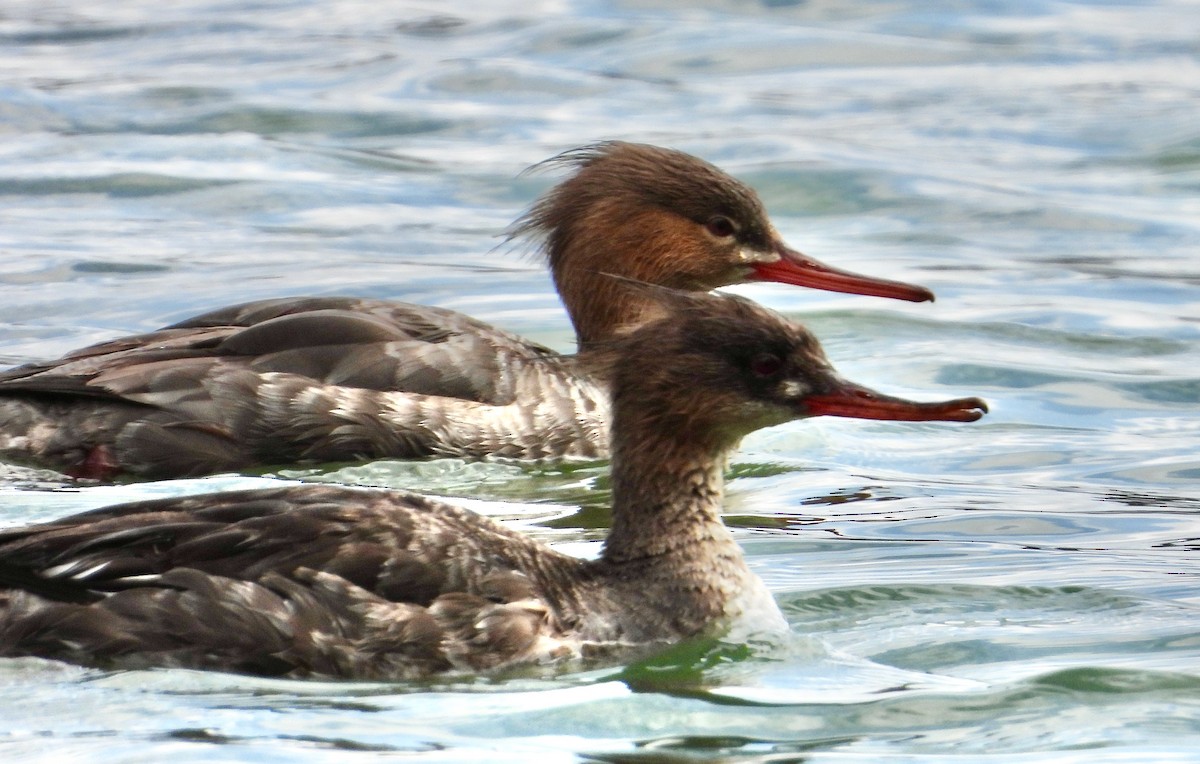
[601,416,739,567]
[547,203,719,350]
[591,415,751,637]
[557,271,670,350]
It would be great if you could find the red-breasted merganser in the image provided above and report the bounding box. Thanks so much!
[0,142,934,480]
[0,289,985,678]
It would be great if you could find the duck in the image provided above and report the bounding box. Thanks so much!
[0,142,935,481]
[0,289,987,679]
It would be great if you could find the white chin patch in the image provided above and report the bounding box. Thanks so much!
[779,380,807,399]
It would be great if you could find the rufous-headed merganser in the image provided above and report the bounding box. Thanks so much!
[0,289,986,678]
[0,142,934,480]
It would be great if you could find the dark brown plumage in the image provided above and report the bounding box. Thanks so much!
[0,142,934,480]
[0,290,986,679]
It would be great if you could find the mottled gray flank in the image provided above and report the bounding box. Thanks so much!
[0,297,610,477]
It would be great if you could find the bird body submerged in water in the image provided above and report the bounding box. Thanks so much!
[0,142,934,481]
[0,290,986,679]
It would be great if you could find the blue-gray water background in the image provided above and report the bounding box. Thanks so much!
[1,1,1199,761]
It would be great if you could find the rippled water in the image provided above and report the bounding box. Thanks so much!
[2,0,1199,761]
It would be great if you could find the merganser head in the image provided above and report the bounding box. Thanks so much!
[511,141,935,303]
[603,288,986,450]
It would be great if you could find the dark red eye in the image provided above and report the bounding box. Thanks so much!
[749,353,783,377]
[706,216,736,238]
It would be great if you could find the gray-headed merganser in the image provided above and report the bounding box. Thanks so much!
[0,289,985,679]
[0,142,934,480]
